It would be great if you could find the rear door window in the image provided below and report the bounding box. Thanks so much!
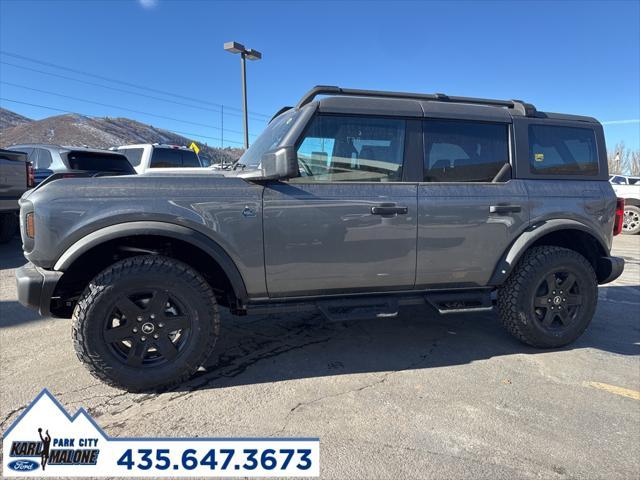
[149,148,193,168]
[529,125,598,175]
[423,120,509,182]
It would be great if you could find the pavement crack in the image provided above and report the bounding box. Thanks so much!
[276,339,442,435]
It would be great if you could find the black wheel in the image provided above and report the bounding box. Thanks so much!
[0,213,18,243]
[497,246,597,348]
[622,205,640,235]
[72,255,219,392]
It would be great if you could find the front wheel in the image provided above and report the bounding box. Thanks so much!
[72,255,219,392]
[622,205,640,235]
[497,246,597,348]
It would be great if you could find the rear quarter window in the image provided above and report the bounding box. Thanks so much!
[120,148,144,166]
[529,125,598,176]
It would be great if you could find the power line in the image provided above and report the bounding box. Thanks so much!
[0,97,246,146]
[1,81,257,137]
[0,61,268,122]
[0,50,272,119]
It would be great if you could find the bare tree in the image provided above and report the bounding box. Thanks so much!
[608,142,630,175]
[630,150,640,176]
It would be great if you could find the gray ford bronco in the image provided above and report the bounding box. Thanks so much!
[16,86,625,391]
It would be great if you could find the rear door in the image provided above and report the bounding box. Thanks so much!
[263,114,420,297]
[417,119,529,287]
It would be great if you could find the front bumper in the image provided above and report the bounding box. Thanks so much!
[597,256,625,284]
[15,262,63,316]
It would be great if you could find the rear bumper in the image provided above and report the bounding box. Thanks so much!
[597,256,625,284]
[15,262,63,316]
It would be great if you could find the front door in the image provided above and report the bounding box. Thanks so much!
[263,114,419,297]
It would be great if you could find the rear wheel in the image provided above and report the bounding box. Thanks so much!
[72,255,219,391]
[497,246,597,348]
[622,205,640,235]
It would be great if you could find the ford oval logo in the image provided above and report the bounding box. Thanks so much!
[8,459,39,471]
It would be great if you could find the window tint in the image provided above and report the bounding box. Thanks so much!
[610,175,626,184]
[423,120,509,182]
[66,151,135,173]
[181,150,201,167]
[120,148,144,166]
[149,148,200,168]
[150,148,183,168]
[529,125,598,175]
[295,115,406,182]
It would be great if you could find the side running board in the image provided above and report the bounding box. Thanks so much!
[425,289,493,314]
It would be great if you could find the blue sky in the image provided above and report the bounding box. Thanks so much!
[0,0,638,150]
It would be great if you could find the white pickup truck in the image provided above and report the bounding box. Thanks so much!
[610,175,640,234]
[115,144,204,174]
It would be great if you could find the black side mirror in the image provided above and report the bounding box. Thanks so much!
[260,146,298,180]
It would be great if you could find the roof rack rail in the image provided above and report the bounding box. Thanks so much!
[296,85,537,116]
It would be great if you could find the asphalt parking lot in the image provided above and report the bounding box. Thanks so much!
[1,234,639,479]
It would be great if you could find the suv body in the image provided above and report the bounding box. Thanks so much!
[7,144,135,184]
[16,86,625,391]
[116,144,203,174]
[609,175,640,234]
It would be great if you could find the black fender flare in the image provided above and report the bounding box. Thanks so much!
[53,221,248,302]
[488,219,609,285]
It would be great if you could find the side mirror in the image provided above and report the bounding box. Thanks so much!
[259,146,298,180]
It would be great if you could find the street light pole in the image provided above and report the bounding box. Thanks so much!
[240,52,249,149]
[224,41,262,150]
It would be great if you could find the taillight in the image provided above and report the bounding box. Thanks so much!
[613,198,625,236]
[26,161,35,188]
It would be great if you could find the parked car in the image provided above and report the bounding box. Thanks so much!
[0,149,33,243]
[7,144,135,184]
[16,85,624,392]
[115,144,203,174]
[609,175,640,234]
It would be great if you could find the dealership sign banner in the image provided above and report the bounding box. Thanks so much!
[2,389,319,477]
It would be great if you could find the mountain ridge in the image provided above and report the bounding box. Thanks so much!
[0,107,243,163]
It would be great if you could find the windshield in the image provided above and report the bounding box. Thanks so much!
[239,109,298,168]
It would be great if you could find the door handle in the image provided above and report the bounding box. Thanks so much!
[489,204,521,214]
[371,205,408,216]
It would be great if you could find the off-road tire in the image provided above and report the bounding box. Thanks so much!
[0,213,18,243]
[497,246,597,348]
[72,255,219,392]
[622,205,640,235]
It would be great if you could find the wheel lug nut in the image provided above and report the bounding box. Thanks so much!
[137,316,142,322]
[141,336,146,341]
[132,327,138,333]
[158,323,164,328]
[563,298,566,302]
[552,291,556,295]
[548,298,551,303]
[153,334,159,339]
[150,314,155,319]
